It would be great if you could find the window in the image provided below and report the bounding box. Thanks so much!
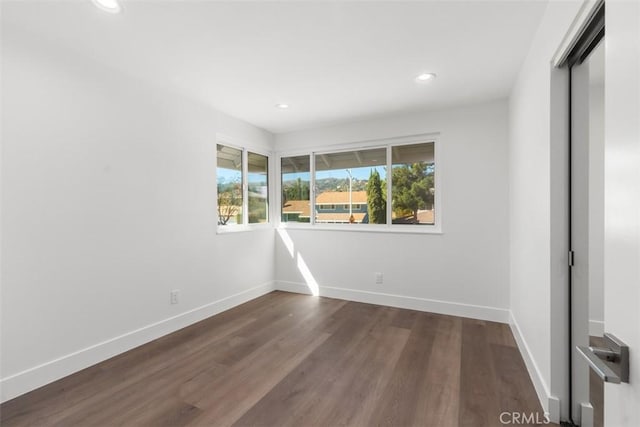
[248,152,269,223]
[391,143,435,225]
[315,148,387,224]
[217,144,243,225]
[281,155,310,223]
[217,143,270,228]
[279,139,437,230]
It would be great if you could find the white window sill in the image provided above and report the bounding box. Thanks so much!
[216,223,274,234]
[277,223,442,235]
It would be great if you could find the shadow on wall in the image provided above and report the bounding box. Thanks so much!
[277,229,319,296]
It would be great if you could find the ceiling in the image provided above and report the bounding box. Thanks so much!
[2,1,548,134]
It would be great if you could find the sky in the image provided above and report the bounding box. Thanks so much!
[219,165,387,184]
[283,165,386,182]
[220,163,434,184]
[217,168,269,184]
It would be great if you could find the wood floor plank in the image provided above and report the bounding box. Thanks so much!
[184,299,347,426]
[206,292,323,366]
[365,311,438,426]
[318,323,410,427]
[286,307,408,427]
[150,402,203,427]
[1,318,249,426]
[0,292,296,425]
[53,350,228,426]
[232,302,386,427]
[458,318,501,427]
[485,321,517,348]
[389,307,419,330]
[490,343,542,416]
[0,292,547,427]
[412,314,462,427]
[63,295,338,426]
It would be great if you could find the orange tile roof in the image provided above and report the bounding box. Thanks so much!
[417,210,435,224]
[282,200,311,217]
[392,209,434,224]
[316,191,368,204]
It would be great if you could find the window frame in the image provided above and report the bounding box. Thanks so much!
[216,135,274,234]
[246,151,270,225]
[276,133,441,234]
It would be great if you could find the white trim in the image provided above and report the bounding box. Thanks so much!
[314,144,389,157]
[589,319,605,337]
[0,281,276,403]
[216,223,274,234]
[274,132,440,157]
[215,133,245,152]
[310,153,316,225]
[552,0,604,67]
[548,396,561,424]
[386,143,393,226]
[277,223,442,235]
[275,280,508,323]
[509,311,555,420]
[580,402,594,427]
[242,146,249,225]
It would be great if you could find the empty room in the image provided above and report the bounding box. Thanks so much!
[1,0,639,426]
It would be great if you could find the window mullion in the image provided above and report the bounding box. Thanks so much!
[242,148,248,226]
[310,153,316,225]
[386,145,392,226]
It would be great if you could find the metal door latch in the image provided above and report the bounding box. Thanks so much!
[576,333,629,383]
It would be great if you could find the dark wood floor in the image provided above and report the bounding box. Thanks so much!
[1,291,548,426]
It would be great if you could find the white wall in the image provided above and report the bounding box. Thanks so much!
[274,100,510,322]
[508,0,583,420]
[603,1,640,425]
[0,23,275,401]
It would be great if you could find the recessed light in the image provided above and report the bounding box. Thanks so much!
[415,73,436,82]
[275,103,290,109]
[92,0,122,14]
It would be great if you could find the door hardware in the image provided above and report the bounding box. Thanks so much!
[576,332,629,383]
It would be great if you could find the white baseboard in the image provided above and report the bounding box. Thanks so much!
[580,402,594,427]
[508,311,558,422]
[547,395,561,424]
[275,280,509,323]
[589,320,605,337]
[0,281,275,403]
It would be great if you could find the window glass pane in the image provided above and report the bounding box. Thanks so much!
[217,144,243,225]
[248,152,269,224]
[391,142,435,225]
[281,155,311,223]
[314,148,387,224]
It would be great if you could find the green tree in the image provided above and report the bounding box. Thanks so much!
[248,195,267,223]
[282,178,310,203]
[366,169,386,224]
[392,163,434,223]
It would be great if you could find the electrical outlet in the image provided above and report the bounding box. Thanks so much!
[375,272,383,284]
[170,290,180,304]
